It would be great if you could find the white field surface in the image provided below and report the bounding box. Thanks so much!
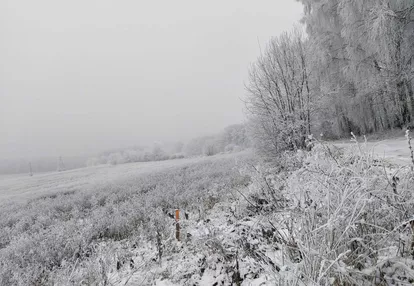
[0,152,242,204]
[0,150,259,285]
[1,137,411,203]
[332,137,412,165]
[0,142,412,285]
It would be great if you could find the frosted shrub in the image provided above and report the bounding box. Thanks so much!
[272,138,414,285]
[203,144,218,156]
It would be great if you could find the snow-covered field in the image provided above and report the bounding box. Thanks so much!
[1,137,410,205]
[0,151,259,285]
[1,139,414,285]
[0,153,243,204]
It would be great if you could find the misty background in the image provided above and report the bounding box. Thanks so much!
[1,0,302,173]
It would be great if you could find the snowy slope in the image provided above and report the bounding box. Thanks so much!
[0,153,243,204]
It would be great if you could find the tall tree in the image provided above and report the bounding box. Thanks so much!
[246,28,312,157]
[297,0,414,135]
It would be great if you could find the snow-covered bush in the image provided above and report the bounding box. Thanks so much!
[256,138,414,285]
[203,143,219,156]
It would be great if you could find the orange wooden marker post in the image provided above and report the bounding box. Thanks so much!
[175,209,180,241]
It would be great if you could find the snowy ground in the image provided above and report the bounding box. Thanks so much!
[1,139,412,285]
[0,153,242,204]
[0,149,286,285]
[1,137,409,204]
[0,150,258,285]
[332,137,412,165]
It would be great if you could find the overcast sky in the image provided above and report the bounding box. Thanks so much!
[0,0,303,159]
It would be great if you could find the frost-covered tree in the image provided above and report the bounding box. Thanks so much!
[297,0,414,135]
[245,28,312,157]
[220,124,250,149]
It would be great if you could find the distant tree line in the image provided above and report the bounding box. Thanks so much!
[87,123,250,166]
[86,144,181,166]
[0,124,251,174]
[246,0,414,157]
[184,124,250,157]
[0,157,86,175]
